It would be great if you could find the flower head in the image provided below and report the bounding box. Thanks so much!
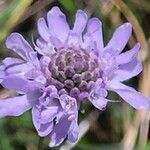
[0,6,149,147]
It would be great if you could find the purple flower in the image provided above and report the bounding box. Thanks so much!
[0,6,149,147]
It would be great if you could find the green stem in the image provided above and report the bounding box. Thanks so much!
[37,137,44,150]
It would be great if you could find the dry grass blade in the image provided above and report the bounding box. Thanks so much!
[0,0,33,42]
[18,0,55,25]
[138,62,150,150]
[111,0,149,62]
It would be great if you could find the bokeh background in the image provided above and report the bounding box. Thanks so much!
[0,0,150,150]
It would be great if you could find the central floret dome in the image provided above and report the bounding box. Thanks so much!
[48,49,101,101]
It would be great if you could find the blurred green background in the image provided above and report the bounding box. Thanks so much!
[0,0,150,150]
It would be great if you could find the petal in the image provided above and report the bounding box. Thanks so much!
[1,76,29,93]
[112,58,143,81]
[105,23,132,53]
[6,33,34,61]
[1,76,43,100]
[0,95,31,118]
[116,43,140,65]
[0,58,34,82]
[89,87,108,110]
[67,10,87,47]
[35,38,55,55]
[59,94,77,113]
[3,57,24,66]
[89,96,108,110]
[49,115,71,147]
[28,51,40,67]
[67,118,79,143]
[32,107,41,130]
[4,62,34,77]
[72,10,88,35]
[86,18,103,51]
[47,7,69,43]
[38,122,54,137]
[37,18,50,42]
[25,68,46,85]
[40,106,58,124]
[2,57,34,77]
[26,82,43,106]
[40,56,51,74]
[107,81,149,109]
[0,66,5,82]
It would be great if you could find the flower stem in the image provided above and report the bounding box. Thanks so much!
[37,137,44,150]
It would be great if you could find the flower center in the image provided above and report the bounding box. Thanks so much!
[48,49,101,101]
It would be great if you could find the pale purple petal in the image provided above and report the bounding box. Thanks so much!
[112,58,143,81]
[68,10,87,47]
[3,57,24,66]
[35,38,47,55]
[1,76,43,100]
[89,87,108,110]
[25,68,44,79]
[1,76,29,93]
[35,38,55,55]
[28,51,40,67]
[100,48,118,76]
[107,81,149,109]
[89,96,108,110]
[86,18,103,51]
[105,23,132,52]
[38,122,54,137]
[40,56,51,75]
[26,82,43,106]
[49,116,71,147]
[40,107,58,124]
[116,43,140,65]
[32,107,54,136]
[2,57,34,77]
[59,94,77,115]
[6,33,34,61]
[0,95,31,117]
[0,66,5,82]
[4,62,34,76]
[47,7,69,43]
[72,10,88,35]
[67,119,79,143]
[32,73,46,85]
[32,107,41,130]
[0,58,31,81]
[37,18,50,42]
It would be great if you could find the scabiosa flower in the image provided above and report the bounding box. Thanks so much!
[0,6,149,147]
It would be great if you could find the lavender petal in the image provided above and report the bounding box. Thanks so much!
[107,80,149,109]
[47,6,69,43]
[0,95,31,117]
[105,23,132,53]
